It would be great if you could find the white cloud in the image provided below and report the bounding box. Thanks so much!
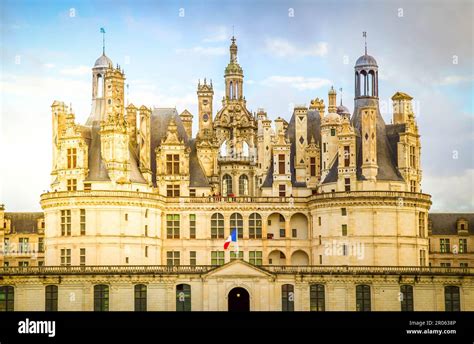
[203,26,229,43]
[43,63,55,69]
[423,169,474,212]
[434,75,474,86]
[261,75,331,91]
[59,65,90,76]
[265,38,328,58]
[175,46,226,56]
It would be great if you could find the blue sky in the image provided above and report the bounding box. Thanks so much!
[0,0,473,211]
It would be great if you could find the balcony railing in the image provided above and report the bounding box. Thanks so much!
[41,190,432,204]
[217,154,255,163]
[0,265,471,276]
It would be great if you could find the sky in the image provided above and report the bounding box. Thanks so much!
[0,0,473,212]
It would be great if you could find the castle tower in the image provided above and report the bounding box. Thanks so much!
[179,109,193,138]
[100,65,130,183]
[328,86,337,113]
[360,106,378,180]
[126,103,138,148]
[392,92,414,124]
[197,79,214,138]
[224,37,244,101]
[294,106,308,183]
[272,118,291,197]
[51,101,68,174]
[138,105,152,183]
[321,112,341,181]
[337,117,357,191]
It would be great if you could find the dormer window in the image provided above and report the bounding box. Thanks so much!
[457,218,469,233]
[166,154,180,175]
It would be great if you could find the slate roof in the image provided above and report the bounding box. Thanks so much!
[429,213,474,235]
[4,212,43,234]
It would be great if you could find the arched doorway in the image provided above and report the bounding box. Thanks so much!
[228,287,250,312]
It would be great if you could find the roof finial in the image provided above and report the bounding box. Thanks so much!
[363,31,367,55]
[339,87,343,106]
[100,27,106,55]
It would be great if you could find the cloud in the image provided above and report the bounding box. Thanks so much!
[43,63,55,69]
[261,75,331,90]
[175,46,226,56]
[265,38,328,57]
[433,75,474,86]
[423,169,474,212]
[59,65,90,76]
[203,26,229,43]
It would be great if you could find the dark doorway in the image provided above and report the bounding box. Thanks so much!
[228,287,250,312]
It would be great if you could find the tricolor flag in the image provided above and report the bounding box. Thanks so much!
[100,27,106,33]
[224,228,238,251]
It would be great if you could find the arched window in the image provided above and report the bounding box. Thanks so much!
[229,81,233,99]
[97,74,103,98]
[400,285,414,311]
[360,71,367,96]
[367,72,373,96]
[230,213,243,238]
[445,286,460,311]
[282,284,294,311]
[134,284,147,311]
[94,284,109,312]
[45,285,58,311]
[176,284,191,311]
[249,213,262,239]
[355,72,359,96]
[211,213,224,239]
[242,141,249,157]
[235,81,239,99]
[356,285,371,311]
[0,286,14,312]
[310,284,325,311]
[239,175,249,196]
[223,174,232,196]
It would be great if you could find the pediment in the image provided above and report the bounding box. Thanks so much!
[204,260,273,278]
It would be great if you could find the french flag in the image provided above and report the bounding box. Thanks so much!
[224,228,238,250]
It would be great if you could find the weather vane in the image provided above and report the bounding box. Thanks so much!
[363,31,367,54]
[100,27,106,54]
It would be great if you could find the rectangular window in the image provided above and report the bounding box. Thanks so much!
[419,249,426,266]
[166,154,180,175]
[145,246,148,258]
[344,146,350,167]
[19,238,29,253]
[409,146,416,168]
[323,142,327,153]
[460,263,468,268]
[318,217,321,226]
[45,285,58,312]
[310,284,325,311]
[341,208,347,216]
[280,228,286,238]
[342,224,347,236]
[230,251,244,261]
[38,237,44,253]
[134,284,147,312]
[67,148,77,169]
[331,128,336,136]
[144,225,148,237]
[125,213,128,221]
[67,179,77,191]
[459,239,467,254]
[279,184,286,197]
[410,180,417,192]
[167,184,180,197]
[400,285,414,311]
[166,214,180,239]
[440,239,451,253]
[0,286,14,312]
[445,286,460,311]
[189,214,196,239]
[189,251,196,266]
[282,284,295,312]
[342,244,348,256]
[80,248,86,266]
[356,285,371,311]
[60,248,71,266]
[310,157,316,176]
[189,189,196,197]
[80,209,86,235]
[38,261,44,266]
[19,261,29,267]
[440,262,451,267]
[166,251,180,266]
[292,228,297,238]
[319,255,322,264]
[344,178,351,192]
[211,251,225,266]
[84,183,91,191]
[249,251,262,266]
[278,154,285,174]
[211,214,225,239]
[249,214,262,239]
[418,212,425,238]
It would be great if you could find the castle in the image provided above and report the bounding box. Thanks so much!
[0,37,472,311]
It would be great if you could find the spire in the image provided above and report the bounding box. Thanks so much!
[363,31,367,55]
[100,27,106,55]
[230,36,238,63]
[339,87,343,106]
